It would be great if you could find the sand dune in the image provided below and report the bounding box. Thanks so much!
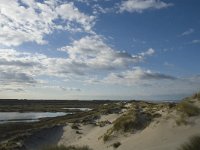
[58,99,200,150]
[23,96,200,150]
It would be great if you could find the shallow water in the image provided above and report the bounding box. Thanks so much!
[61,107,92,111]
[0,112,67,123]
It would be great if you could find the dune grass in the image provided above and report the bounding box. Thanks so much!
[190,92,200,101]
[103,106,153,142]
[113,109,152,132]
[177,101,199,117]
[183,92,200,103]
[113,113,135,132]
[178,136,200,150]
[41,145,92,150]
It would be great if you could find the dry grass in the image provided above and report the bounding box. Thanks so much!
[177,101,199,117]
[190,92,200,101]
[176,114,188,126]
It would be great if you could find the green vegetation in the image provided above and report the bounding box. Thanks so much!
[178,136,200,150]
[41,145,92,150]
[113,112,136,132]
[97,103,123,115]
[177,101,199,117]
[112,107,152,132]
[112,142,121,149]
[0,99,115,112]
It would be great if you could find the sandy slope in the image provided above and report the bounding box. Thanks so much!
[58,114,119,150]
[58,109,200,150]
[118,116,200,150]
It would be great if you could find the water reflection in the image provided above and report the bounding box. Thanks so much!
[0,112,67,123]
[62,108,92,111]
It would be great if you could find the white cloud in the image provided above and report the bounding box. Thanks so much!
[0,49,45,87]
[103,67,176,86]
[192,39,200,44]
[0,71,36,85]
[39,85,81,92]
[59,35,155,71]
[0,87,24,92]
[119,0,173,13]
[181,28,194,36]
[0,48,84,92]
[96,68,200,100]
[60,87,81,92]
[56,2,95,32]
[164,62,174,67]
[140,48,154,56]
[0,0,95,46]
[92,4,114,15]
[0,34,155,90]
[0,48,199,99]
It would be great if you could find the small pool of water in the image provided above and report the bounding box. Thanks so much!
[62,108,92,111]
[0,112,67,124]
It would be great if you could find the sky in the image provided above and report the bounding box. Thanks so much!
[0,0,200,100]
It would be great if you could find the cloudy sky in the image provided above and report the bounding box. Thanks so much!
[0,0,200,100]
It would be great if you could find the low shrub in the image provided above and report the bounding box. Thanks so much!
[178,136,200,150]
[76,130,82,134]
[71,124,80,130]
[112,142,121,149]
